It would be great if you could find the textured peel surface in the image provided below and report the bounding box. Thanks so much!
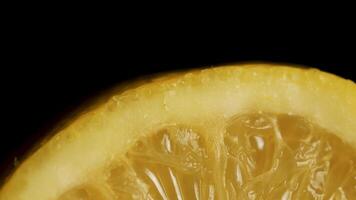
[1,65,356,200]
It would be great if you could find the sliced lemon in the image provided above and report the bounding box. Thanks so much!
[1,64,356,200]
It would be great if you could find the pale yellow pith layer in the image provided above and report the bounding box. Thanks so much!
[1,65,356,200]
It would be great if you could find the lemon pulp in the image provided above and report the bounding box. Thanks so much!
[58,113,356,200]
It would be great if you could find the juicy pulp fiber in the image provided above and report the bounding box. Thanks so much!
[58,113,356,200]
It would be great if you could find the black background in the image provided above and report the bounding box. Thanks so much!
[2,36,356,181]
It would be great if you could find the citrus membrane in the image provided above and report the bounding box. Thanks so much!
[59,113,356,199]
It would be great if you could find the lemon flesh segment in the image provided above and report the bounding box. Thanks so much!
[57,113,356,200]
[2,65,356,200]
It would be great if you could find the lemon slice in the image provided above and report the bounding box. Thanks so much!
[1,64,356,200]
